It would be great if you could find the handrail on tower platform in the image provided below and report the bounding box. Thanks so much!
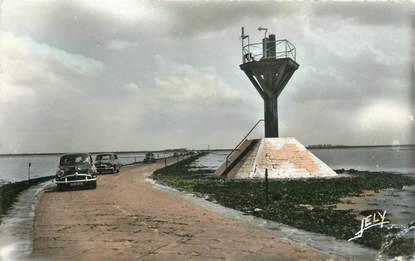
[242,40,296,63]
[240,27,296,64]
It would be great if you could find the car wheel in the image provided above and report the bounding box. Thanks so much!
[90,181,97,189]
[57,184,65,191]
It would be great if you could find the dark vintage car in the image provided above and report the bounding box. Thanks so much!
[143,152,156,163]
[55,153,97,190]
[94,153,121,174]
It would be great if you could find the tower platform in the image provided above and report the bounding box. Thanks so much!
[216,138,338,179]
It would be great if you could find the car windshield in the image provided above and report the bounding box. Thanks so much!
[60,154,90,165]
[96,154,112,160]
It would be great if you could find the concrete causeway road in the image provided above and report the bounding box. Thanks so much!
[32,158,328,261]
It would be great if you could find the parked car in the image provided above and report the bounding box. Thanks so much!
[55,153,97,190]
[143,152,156,163]
[95,153,121,174]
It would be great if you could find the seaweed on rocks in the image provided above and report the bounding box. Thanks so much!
[153,156,415,257]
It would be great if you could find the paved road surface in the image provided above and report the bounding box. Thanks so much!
[32,159,327,260]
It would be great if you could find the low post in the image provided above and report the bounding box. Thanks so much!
[28,162,32,184]
[265,168,269,205]
[164,158,167,167]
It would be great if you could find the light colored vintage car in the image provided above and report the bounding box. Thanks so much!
[55,153,97,190]
[143,152,156,163]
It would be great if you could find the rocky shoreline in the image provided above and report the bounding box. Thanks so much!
[153,153,415,258]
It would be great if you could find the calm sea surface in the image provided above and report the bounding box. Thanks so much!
[191,146,415,175]
[311,147,415,174]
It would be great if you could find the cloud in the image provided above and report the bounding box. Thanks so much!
[0,36,245,153]
[0,0,412,153]
[151,56,241,106]
[77,0,162,22]
[356,100,412,131]
[0,31,108,153]
[123,82,141,90]
[353,100,414,145]
[157,2,300,37]
[0,32,104,101]
[311,2,412,27]
[282,15,411,105]
[106,40,139,51]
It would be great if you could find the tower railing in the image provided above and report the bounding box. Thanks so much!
[242,39,296,63]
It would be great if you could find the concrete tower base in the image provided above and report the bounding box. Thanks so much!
[216,138,338,179]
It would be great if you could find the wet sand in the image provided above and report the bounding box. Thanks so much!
[32,159,327,260]
[336,187,415,224]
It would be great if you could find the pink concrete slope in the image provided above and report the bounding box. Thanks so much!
[232,138,338,179]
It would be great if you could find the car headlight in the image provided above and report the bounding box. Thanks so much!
[56,169,64,178]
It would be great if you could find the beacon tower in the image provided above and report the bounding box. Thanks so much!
[215,27,338,179]
[240,27,299,137]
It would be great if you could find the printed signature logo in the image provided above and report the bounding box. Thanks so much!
[348,210,389,241]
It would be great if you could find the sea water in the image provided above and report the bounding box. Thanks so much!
[191,146,415,175]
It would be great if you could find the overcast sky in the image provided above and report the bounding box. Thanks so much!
[0,1,413,153]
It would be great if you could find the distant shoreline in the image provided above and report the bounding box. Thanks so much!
[201,144,415,151]
[0,149,188,157]
[1,144,414,157]
[306,144,415,149]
